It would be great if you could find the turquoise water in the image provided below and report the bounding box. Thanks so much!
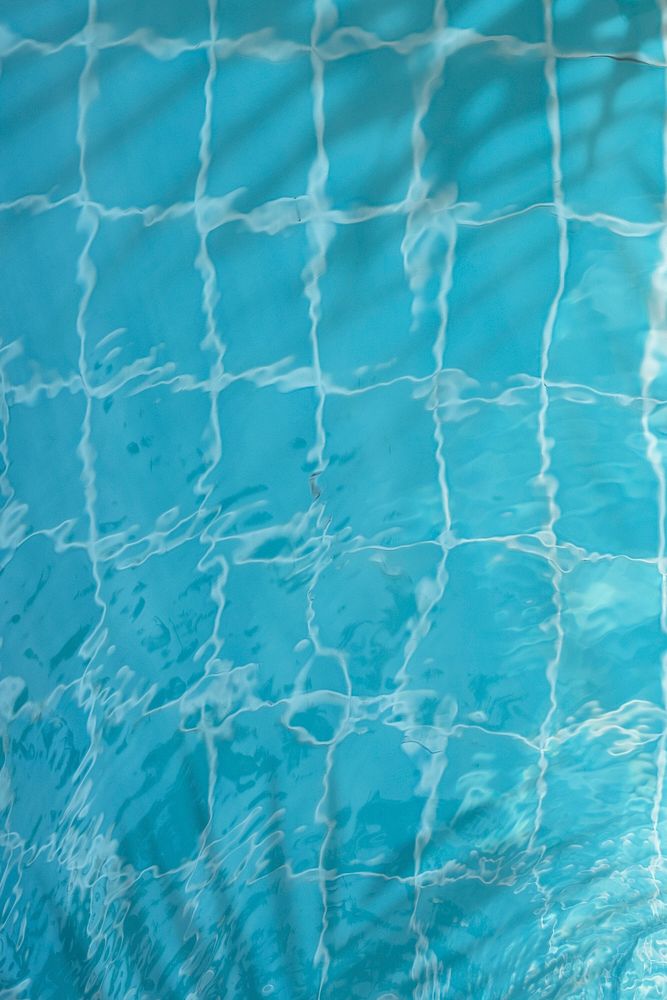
[2,0,667,997]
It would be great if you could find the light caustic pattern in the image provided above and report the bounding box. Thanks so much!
[2,0,667,997]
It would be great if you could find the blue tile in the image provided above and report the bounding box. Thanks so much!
[90,382,211,540]
[207,54,316,211]
[321,382,443,545]
[554,0,663,59]
[557,557,664,724]
[0,0,88,42]
[86,214,209,387]
[332,0,435,38]
[8,392,88,538]
[0,48,83,202]
[87,46,208,207]
[96,0,210,41]
[318,215,442,389]
[446,209,560,391]
[442,388,548,539]
[446,0,545,41]
[411,543,556,736]
[218,0,314,44]
[0,206,83,385]
[550,389,659,558]
[210,221,313,374]
[423,43,552,215]
[323,47,418,209]
[550,222,660,397]
[558,57,665,221]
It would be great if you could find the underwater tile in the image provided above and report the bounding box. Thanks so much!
[446,208,560,391]
[549,222,659,398]
[210,221,312,375]
[86,214,209,388]
[217,0,314,44]
[323,47,418,209]
[207,54,316,212]
[313,544,441,696]
[442,386,548,539]
[550,389,659,558]
[418,726,540,880]
[553,0,663,59]
[323,720,427,878]
[556,557,665,725]
[0,537,99,701]
[210,704,330,876]
[0,47,83,203]
[330,0,434,38]
[7,391,88,538]
[96,0,210,41]
[213,381,318,533]
[423,43,552,216]
[0,1,88,42]
[321,875,416,999]
[414,878,551,997]
[558,57,665,222]
[446,0,545,41]
[318,215,442,390]
[90,382,211,540]
[94,539,220,711]
[87,46,208,207]
[321,381,443,546]
[411,543,556,737]
[0,205,84,386]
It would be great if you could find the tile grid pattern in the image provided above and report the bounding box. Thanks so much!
[2,1,667,997]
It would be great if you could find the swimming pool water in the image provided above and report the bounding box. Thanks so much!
[2,0,667,997]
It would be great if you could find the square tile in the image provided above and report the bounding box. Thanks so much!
[96,0,210,41]
[423,44,551,216]
[330,0,434,38]
[213,381,318,533]
[322,875,415,999]
[87,46,208,207]
[209,222,312,374]
[212,552,312,701]
[323,48,417,209]
[318,216,441,390]
[8,391,88,537]
[549,222,659,397]
[442,388,548,539]
[446,0,545,41]
[321,382,442,545]
[446,209,560,391]
[95,539,219,711]
[208,54,316,211]
[313,544,440,696]
[90,383,211,540]
[419,727,539,879]
[550,389,658,557]
[554,0,662,59]
[86,214,209,388]
[323,720,426,877]
[0,205,83,385]
[218,0,314,44]
[415,879,549,998]
[211,705,329,875]
[213,870,322,1000]
[0,1,88,42]
[86,703,210,871]
[537,726,659,949]
[3,691,90,847]
[412,543,556,736]
[0,537,99,701]
[0,48,83,202]
[556,558,664,725]
[558,58,665,221]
